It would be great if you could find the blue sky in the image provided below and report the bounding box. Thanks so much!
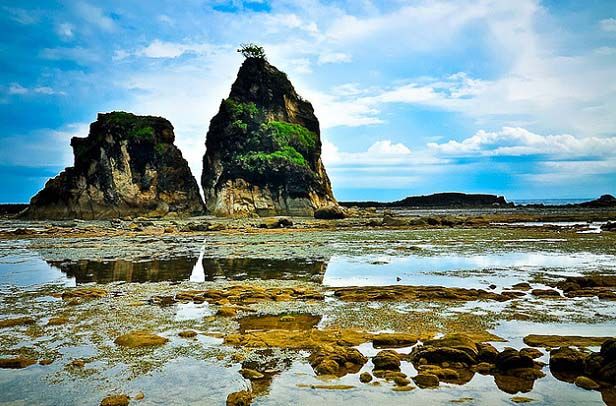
[1,0,616,203]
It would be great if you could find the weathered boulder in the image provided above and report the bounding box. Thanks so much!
[359,372,373,383]
[575,376,600,390]
[495,348,535,371]
[114,331,168,348]
[201,55,337,217]
[100,394,130,406]
[226,390,252,406]
[24,112,204,219]
[549,347,587,374]
[0,356,37,369]
[372,350,402,371]
[413,373,439,388]
[314,206,346,220]
[309,345,368,376]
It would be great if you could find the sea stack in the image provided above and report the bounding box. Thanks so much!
[24,112,204,219]
[201,52,337,217]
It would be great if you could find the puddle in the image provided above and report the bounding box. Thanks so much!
[322,252,616,287]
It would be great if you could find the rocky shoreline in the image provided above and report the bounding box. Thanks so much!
[0,205,615,405]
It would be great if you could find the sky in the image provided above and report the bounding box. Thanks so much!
[1,0,616,203]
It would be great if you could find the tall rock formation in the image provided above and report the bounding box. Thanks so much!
[201,56,337,217]
[24,112,204,219]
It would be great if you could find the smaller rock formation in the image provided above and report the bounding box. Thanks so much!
[578,194,616,208]
[549,339,616,388]
[24,112,203,219]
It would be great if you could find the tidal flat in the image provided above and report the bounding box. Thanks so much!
[1,208,616,405]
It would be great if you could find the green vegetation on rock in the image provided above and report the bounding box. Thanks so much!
[220,98,317,180]
[129,126,154,141]
[263,121,317,157]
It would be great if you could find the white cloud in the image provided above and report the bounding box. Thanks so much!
[136,40,219,59]
[318,52,352,64]
[40,47,101,63]
[3,7,38,24]
[323,139,413,167]
[57,23,75,39]
[5,84,63,96]
[118,47,241,181]
[322,139,449,190]
[600,18,616,32]
[74,3,114,31]
[428,127,616,158]
[8,83,28,95]
[0,123,88,168]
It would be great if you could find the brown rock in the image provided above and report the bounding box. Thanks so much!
[393,376,411,386]
[0,356,36,369]
[524,334,611,348]
[309,345,367,377]
[372,350,402,371]
[114,331,168,348]
[0,317,35,328]
[495,348,535,371]
[217,306,238,317]
[314,206,346,220]
[372,333,418,348]
[47,316,69,326]
[100,394,130,406]
[519,348,543,360]
[201,56,336,217]
[333,285,518,302]
[240,368,265,380]
[531,289,561,298]
[359,372,373,383]
[413,373,439,388]
[226,390,252,406]
[178,330,198,338]
[62,287,107,300]
[574,375,600,390]
[510,396,534,403]
[549,347,587,374]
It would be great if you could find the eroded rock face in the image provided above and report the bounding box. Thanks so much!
[24,112,204,219]
[201,57,337,217]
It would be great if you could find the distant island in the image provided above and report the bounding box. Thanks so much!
[341,193,616,209]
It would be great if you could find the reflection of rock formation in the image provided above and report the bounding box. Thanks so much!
[48,257,197,284]
[44,256,329,284]
[202,257,328,282]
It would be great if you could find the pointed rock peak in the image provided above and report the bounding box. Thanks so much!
[24,111,204,219]
[201,46,337,217]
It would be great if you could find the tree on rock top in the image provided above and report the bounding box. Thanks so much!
[237,43,267,60]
